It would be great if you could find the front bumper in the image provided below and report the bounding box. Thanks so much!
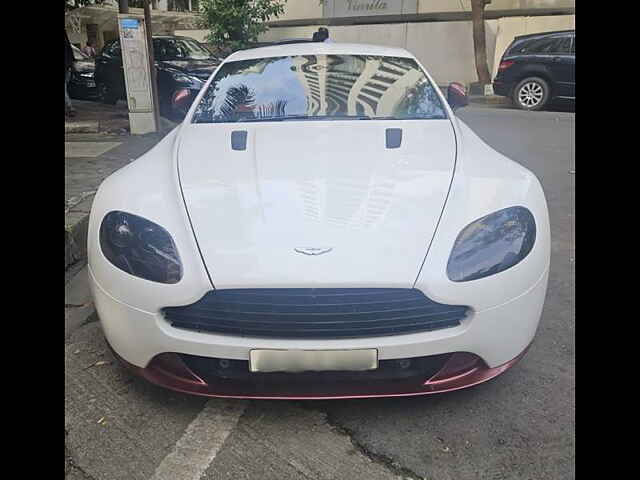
[68,78,98,100]
[89,265,548,399]
[492,80,512,97]
[110,342,530,399]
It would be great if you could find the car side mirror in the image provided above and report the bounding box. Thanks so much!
[447,82,469,111]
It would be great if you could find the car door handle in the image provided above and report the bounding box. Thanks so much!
[552,57,561,62]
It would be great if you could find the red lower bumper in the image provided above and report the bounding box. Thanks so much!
[110,345,529,400]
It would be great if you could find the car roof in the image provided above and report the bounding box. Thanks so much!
[226,43,415,62]
[514,29,574,41]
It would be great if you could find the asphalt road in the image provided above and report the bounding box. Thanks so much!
[65,105,575,480]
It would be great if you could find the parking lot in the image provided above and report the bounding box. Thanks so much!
[65,104,575,480]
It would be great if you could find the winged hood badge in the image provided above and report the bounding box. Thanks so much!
[294,247,333,256]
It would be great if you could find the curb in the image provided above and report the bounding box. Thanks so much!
[65,214,90,271]
[65,265,97,340]
[468,95,511,105]
[65,121,100,134]
[64,123,177,272]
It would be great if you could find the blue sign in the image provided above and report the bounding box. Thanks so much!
[121,18,139,29]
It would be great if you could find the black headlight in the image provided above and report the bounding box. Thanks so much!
[446,206,536,282]
[99,211,182,284]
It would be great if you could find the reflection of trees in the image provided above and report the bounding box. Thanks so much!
[395,80,444,118]
[218,84,256,120]
[256,99,288,118]
[193,58,268,122]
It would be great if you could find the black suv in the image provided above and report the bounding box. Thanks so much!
[493,30,574,110]
[95,36,221,120]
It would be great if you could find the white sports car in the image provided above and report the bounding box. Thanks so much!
[88,43,550,399]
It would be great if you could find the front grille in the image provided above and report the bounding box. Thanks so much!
[163,288,469,339]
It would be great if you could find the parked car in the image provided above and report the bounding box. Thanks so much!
[88,43,550,399]
[94,36,221,120]
[68,45,97,100]
[493,29,575,110]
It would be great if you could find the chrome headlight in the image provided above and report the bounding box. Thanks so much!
[99,211,182,284]
[447,206,536,282]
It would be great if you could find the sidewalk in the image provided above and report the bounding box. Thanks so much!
[65,98,179,272]
[467,94,513,108]
[65,128,174,273]
[437,85,514,109]
[65,100,131,134]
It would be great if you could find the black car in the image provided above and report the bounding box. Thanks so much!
[68,45,98,100]
[94,36,221,119]
[493,30,574,111]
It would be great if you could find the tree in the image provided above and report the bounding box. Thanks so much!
[471,0,492,86]
[65,0,105,11]
[198,0,286,53]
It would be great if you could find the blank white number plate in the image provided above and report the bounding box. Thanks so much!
[249,349,378,373]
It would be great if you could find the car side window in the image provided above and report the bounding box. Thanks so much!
[153,39,167,60]
[556,35,572,54]
[530,36,561,54]
[519,35,571,55]
[105,40,121,58]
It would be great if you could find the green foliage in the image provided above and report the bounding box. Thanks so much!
[198,0,286,52]
[65,0,104,12]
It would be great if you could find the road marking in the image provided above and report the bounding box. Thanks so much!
[65,141,122,158]
[150,399,247,480]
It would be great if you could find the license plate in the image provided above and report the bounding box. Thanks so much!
[249,349,378,373]
[87,81,96,87]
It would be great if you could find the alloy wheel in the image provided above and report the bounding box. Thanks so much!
[518,81,544,108]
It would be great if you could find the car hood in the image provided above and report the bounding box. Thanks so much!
[177,120,457,288]
[158,59,219,79]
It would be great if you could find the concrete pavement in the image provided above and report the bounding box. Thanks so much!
[65,130,173,272]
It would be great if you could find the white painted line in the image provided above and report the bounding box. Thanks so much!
[150,399,247,480]
[65,142,122,158]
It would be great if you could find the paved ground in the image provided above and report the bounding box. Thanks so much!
[65,129,173,272]
[65,105,574,480]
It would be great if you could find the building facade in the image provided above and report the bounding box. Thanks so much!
[65,0,201,51]
[66,0,575,88]
[252,0,576,87]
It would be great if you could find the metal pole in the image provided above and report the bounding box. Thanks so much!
[143,0,162,131]
[118,0,129,14]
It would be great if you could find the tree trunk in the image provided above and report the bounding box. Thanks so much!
[118,0,129,14]
[471,0,491,85]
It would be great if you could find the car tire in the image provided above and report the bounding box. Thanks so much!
[98,82,118,105]
[512,77,551,111]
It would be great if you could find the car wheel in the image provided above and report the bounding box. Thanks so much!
[98,82,118,105]
[512,77,550,111]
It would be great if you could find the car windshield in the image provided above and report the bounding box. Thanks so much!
[192,54,447,123]
[156,38,212,60]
